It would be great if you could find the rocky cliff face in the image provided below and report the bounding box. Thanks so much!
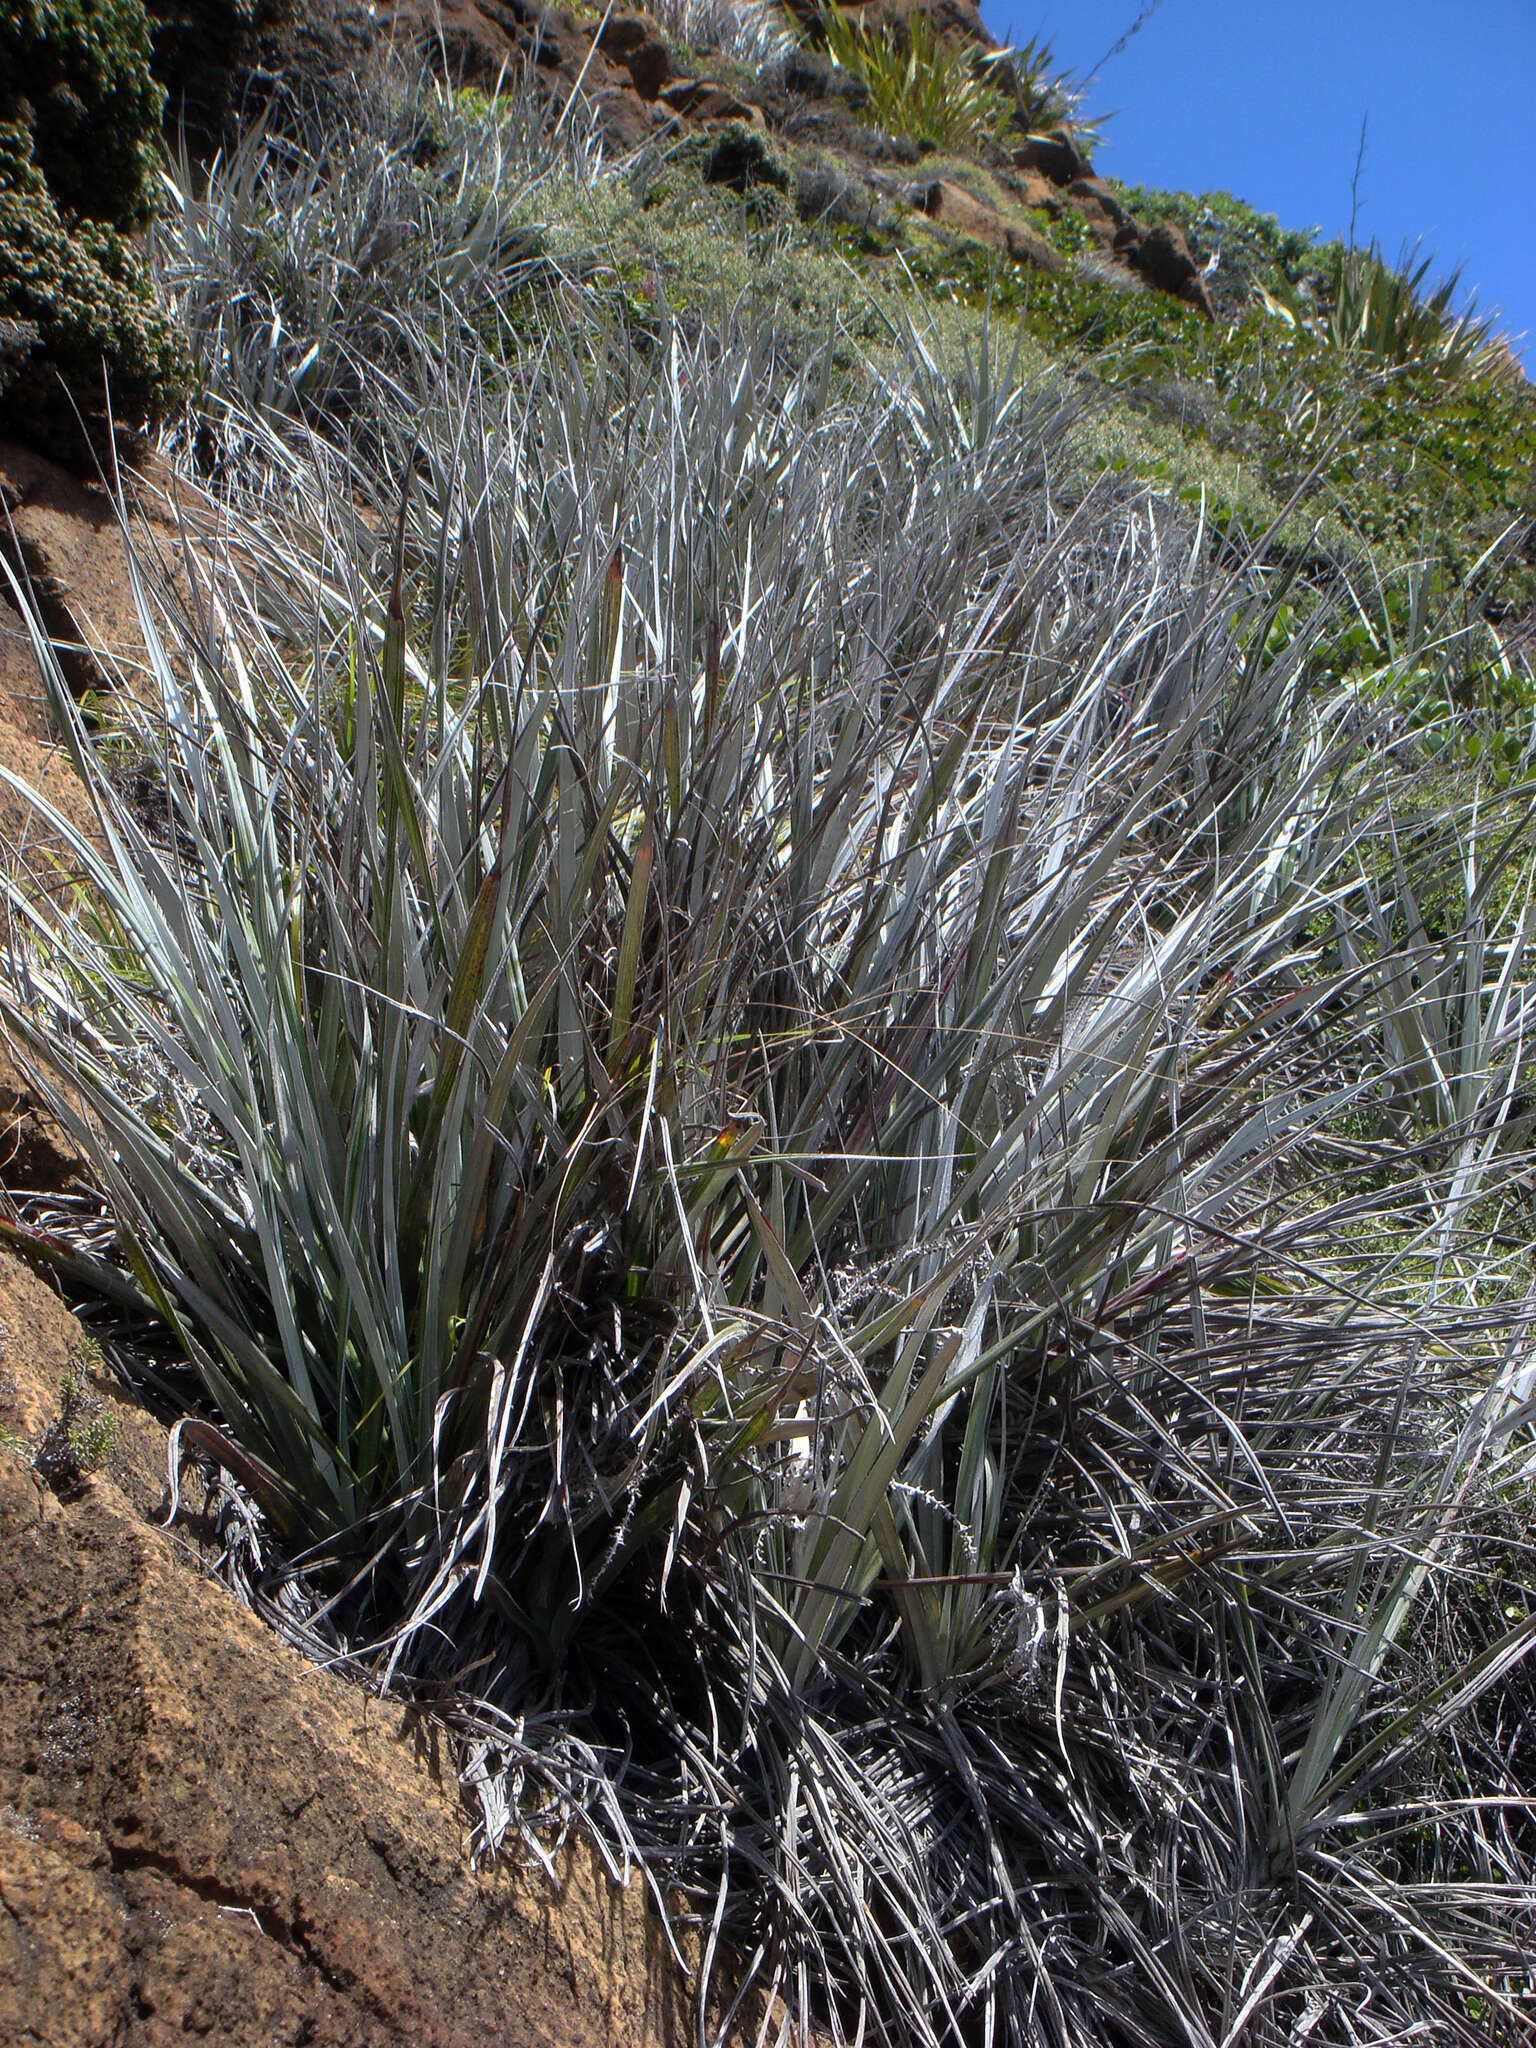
[137,0,1210,311]
[0,1245,694,2048]
[365,0,1212,307]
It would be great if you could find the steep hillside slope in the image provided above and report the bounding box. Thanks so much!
[2,5,1535,2046]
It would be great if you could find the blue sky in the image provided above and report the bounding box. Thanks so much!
[980,1,1535,368]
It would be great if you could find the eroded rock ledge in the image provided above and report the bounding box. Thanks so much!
[0,1254,693,2048]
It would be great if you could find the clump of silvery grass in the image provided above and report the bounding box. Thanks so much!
[4,301,1536,2046]
[650,0,799,69]
[153,59,602,448]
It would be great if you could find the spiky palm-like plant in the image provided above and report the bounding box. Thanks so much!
[816,7,1014,152]
[1262,238,1511,385]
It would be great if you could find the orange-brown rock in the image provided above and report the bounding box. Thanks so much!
[659,80,767,128]
[0,441,166,702]
[1010,125,1090,187]
[912,180,1065,273]
[0,1252,696,2048]
[377,0,689,151]
[146,0,377,152]
[1127,220,1215,319]
[242,0,1207,318]
[595,12,676,99]
[0,437,195,1195]
[1008,167,1060,211]
[1064,175,1135,247]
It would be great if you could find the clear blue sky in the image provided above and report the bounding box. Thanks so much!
[980,1,1535,369]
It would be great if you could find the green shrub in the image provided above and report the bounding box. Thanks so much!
[0,118,186,450]
[0,0,164,229]
[1301,238,1508,382]
[703,118,790,193]
[1108,195,1514,389]
[988,32,1097,148]
[813,17,1098,156]
[1108,180,1331,321]
[901,223,1534,614]
[0,0,185,450]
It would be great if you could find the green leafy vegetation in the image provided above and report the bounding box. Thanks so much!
[152,62,1533,619]
[1273,237,1511,383]
[0,0,185,447]
[32,1361,117,1488]
[1109,179,1334,314]
[992,32,1092,138]
[900,226,1535,614]
[815,7,1016,151]
[0,117,187,450]
[0,0,164,229]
